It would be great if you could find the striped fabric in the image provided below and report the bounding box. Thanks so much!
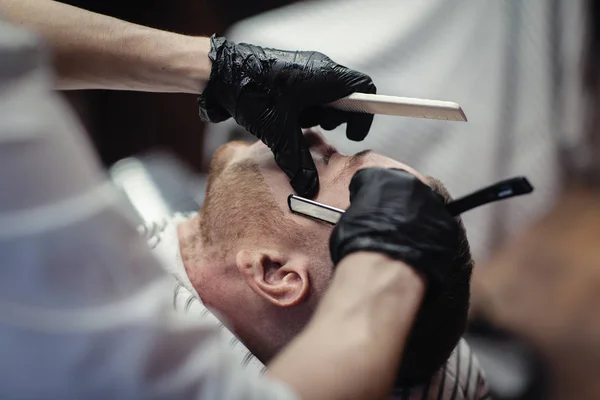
[145,214,490,400]
[172,282,268,376]
[142,213,267,376]
[390,340,490,400]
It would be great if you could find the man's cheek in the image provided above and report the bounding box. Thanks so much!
[319,182,351,211]
[261,168,298,212]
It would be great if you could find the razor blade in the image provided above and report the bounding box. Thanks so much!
[288,176,534,225]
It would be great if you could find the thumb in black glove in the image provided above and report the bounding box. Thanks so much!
[329,167,460,292]
[198,35,376,199]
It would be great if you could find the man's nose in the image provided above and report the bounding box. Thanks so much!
[303,129,335,153]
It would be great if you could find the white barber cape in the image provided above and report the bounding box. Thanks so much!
[146,214,490,400]
[0,20,296,399]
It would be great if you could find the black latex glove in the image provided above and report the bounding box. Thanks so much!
[198,34,376,198]
[329,168,460,292]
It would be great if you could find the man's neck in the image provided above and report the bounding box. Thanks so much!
[176,215,286,364]
[176,214,237,301]
[177,214,208,295]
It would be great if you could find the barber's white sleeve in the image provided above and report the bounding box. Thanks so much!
[0,20,297,400]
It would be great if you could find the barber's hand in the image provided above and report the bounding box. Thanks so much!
[198,35,376,199]
[329,168,460,292]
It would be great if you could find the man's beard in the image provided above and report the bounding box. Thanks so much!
[199,141,285,246]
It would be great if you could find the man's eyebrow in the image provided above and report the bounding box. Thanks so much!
[332,149,373,184]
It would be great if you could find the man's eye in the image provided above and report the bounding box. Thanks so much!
[322,148,337,165]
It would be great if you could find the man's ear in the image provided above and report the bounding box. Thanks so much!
[236,249,309,307]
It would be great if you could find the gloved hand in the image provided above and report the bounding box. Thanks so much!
[329,168,460,292]
[198,35,376,199]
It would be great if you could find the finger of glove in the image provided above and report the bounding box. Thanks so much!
[344,72,377,99]
[345,112,374,141]
[351,169,458,242]
[318,109,350,131]
[273,126,320,198]
[341,74,376,140]
[348,168,413,203]
[329,209,363,265]
[328,220,347,265]
[332,67,377,102]
[317,71,376,139]
[300,107,350,132]
[299,107,322,129]
[304,64,377,106]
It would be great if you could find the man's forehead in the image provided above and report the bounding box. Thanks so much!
[335,150,426,185]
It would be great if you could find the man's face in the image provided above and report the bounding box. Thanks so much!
[208,129,426,234]
[196,130,453,363]
[199,129,427,310]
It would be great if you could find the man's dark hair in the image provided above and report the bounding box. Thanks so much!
[396,176,473,386]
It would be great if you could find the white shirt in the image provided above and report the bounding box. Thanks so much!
[146,214,490,400]
[0,20,297,400]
